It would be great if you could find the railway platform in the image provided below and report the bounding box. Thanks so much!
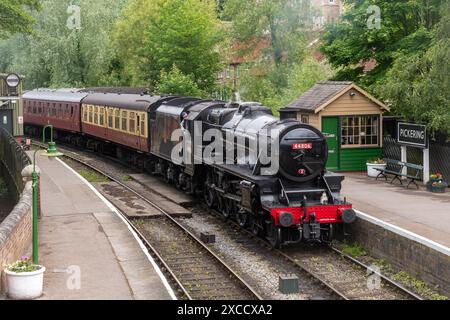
[342,172,450,251]
[31,153,175,300]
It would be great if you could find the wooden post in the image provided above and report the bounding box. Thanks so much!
[401,145,407,179]
[423,148,430,185]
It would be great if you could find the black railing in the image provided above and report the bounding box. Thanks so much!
[383,137,450,183]
[0,128,31,201]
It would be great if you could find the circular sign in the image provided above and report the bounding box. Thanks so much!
[6,73,20,88]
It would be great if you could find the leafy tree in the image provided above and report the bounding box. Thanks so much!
[381,7,450,134]
[321,0,445,90]
[0,0,125,88]
[155,65,203,97]
[143,0,223,92]
[0,0,40,38]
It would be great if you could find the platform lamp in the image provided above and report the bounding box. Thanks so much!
[31,125,63,264]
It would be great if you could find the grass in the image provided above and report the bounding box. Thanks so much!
[393,271,448,300]
[342,242,368,258]
[78,169,109,183]
[122,175,132,182]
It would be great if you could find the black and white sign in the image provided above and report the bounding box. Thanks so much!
[5,73,20,88]
[397,122,428,148]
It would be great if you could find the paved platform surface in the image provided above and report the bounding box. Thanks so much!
[342,173,450,249]
[33,154,174,300]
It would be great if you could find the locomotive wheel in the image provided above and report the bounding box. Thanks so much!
[221,198,233,219]
[266,219,282,248]
[236,210,249,228]
[205,186,215,208]
[251,218,262,236]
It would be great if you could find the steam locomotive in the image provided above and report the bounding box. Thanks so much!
[23,89,356,247]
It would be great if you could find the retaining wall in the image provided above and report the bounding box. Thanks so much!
[347,213,450,296]
[0,182,32,293]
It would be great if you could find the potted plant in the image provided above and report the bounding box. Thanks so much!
[4,256,45,299]
[366,157,387,178]
[427,173,447,193]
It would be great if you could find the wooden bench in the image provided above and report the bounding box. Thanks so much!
[375,159,423,189]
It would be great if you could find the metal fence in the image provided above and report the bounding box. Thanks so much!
[383,137,450,182]
[0,128,31,201]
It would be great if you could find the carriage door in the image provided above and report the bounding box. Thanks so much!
[322,117,340,171]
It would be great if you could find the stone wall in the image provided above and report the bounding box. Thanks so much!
[0,182,33,293]
[347,216,450,296]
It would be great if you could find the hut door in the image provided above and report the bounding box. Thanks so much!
[322,117,340,171]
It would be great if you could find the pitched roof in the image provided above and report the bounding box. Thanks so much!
[282,81,388,113]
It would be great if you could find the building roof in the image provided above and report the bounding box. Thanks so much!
[281,81,389,114]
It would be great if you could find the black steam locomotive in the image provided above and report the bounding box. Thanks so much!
[23,90,356,247]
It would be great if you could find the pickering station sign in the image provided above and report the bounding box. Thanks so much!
[397,122,428,148]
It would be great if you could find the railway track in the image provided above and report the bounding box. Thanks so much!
[191,206,421,300]
[32,140,423,300]
[32,141,261,301]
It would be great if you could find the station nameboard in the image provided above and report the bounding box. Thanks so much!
[397,122,428,148]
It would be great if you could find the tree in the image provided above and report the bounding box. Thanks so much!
[143,0,223,92]
[0,0,126,88]
[380,7,450,134]
[321,0,445,90]
[0,0,40,38]
[155,65,203,97]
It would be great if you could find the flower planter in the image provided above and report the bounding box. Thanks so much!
[367,163,387,178]
[427,182,447,193]
[4,266,45,299]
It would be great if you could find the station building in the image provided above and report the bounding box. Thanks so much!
[280,81,389,172]
[0,73,24,138]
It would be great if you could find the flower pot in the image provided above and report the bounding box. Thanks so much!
[4,266,45,299]
[367,163,387,178]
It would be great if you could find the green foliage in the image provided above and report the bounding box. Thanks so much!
[78,169,109,183]
[239,58,334,114]
[143,0,223,92]
[379,6,450,134]
[321,0,448,133]
[0,0,126,88]
[321,0,444,89]
[393,271,449,300]
[0,0,41,38]
[342,243,368,258]
[155,65,203,97]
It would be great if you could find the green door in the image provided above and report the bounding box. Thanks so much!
[322,117,340,171]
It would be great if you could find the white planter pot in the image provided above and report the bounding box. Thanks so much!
[4,266,45,300]
[367,163,387,178]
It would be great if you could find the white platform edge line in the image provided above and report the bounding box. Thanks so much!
[356,210,450,257]
[56,158,177,300]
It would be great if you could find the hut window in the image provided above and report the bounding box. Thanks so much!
[301,115,309,124]
[122,111,127,131]
[341,115,379,147]
[129,112,136,133]
[115,110,120,129]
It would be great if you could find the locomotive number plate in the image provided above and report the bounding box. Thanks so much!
[292,143,313,150]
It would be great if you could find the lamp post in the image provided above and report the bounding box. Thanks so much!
[31,125,63,264]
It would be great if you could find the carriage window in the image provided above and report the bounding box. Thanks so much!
[115,110,120,129]
[99,108,104,126]
[129,112,135,133]
[108,109,113,128]
[122,111,128,131]
[59,106,63,118]
[94,107,99,124]
[83,106,88,122]
[71,106,74,116]
[140,114,146,135]
[52,104,57,117]
[89,106,93,123]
